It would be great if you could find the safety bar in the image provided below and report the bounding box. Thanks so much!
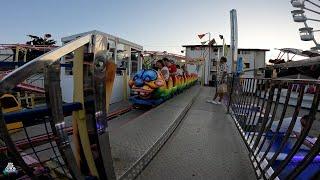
[4,102,82,124]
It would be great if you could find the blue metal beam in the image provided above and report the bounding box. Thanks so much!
[3,102,82,124]
[0,61,73,68]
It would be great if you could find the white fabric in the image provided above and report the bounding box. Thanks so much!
[161,66,170,81]
[176,69,183,76]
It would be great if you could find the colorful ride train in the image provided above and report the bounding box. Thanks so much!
[129,69,198,106]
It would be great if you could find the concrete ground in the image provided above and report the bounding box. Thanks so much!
[137,87,256,180]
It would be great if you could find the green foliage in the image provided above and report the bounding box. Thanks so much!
[26,34,56,46]
[143,56,153,69]
[23,34,56,61]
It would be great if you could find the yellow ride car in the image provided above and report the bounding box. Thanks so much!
[0,94,23,133]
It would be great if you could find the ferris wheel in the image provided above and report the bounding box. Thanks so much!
[291,0,320,50]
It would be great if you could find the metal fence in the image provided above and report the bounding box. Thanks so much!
[227,75,320,179]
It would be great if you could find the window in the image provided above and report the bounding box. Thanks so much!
[64,44,90,75]
[191,46,203,51]
[116,43,130,75]
[64,52,74,75]
[131,50,139,76]
[107,39,116,62]
[240,51,251,55]
[244,63,250,69]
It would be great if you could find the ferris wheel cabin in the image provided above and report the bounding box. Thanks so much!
[291,0,305,8]
[291,10,307,22]
[299,27,314,41]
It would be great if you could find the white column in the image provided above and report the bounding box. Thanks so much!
[205,46,210,85]
[230,9,238,73]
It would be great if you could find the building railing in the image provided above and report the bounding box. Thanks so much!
[227,75,320,179]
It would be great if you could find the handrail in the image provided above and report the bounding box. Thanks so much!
[227,74,320,179]
[0,34,92,92]
[236,77,320,84]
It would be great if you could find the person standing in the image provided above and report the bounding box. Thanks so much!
[207,56,228,104]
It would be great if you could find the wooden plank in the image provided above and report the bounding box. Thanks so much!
[105,60,116,113]
[72,46,99,178]
[61,30,143,51]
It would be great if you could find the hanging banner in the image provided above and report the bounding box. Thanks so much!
[208,38,216,46]
[236,57,243,76]
[198,34,206,39]
[201,41,208,45]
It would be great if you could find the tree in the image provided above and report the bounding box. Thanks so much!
[24,34,56,61]
[26,34,56,46]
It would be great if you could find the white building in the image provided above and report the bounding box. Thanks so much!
[0,48,13,62]
[60,30,143,104]
[183,45,269,85]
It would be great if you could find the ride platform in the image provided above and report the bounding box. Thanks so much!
[110,85,200,178]
[136,87,256,180]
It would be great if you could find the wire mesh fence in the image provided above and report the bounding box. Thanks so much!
[0,93,78,179]
[0,36,93,179]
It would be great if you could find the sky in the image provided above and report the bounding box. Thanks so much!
[0,0,317,60]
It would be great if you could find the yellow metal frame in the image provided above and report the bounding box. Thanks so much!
[105,61,116,113]
[1,94,23,133]
[72,46,99,178]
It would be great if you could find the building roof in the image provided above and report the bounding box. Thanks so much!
[182,44,269,51]
[142,51,202,64]
[61,30,143,51]
[0,44,58,51]
[273,56,320,69]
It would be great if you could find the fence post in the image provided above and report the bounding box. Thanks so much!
[227,73,235,113]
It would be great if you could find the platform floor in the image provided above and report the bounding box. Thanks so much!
[137,87,256,180]
[109,100,131,113]
[110,86,201,178]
